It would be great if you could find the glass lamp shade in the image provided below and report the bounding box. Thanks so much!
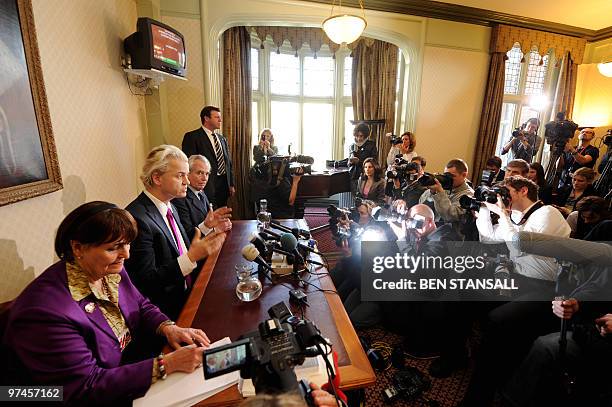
[322,14,366,45]
[597,62,612,78]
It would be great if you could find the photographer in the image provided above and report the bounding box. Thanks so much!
[566,196,611,239]
[253,128,279,165]
[249,160,304,219]
[476,176,571,280]
[504,159,529,179]
[461,176,571,406]
[381,205,463,355]
[503,234,612,406]
[386,131,417,170]
[348,123,378,194]
[388,160,426,208]
[482,156,505,184]
[501,118,542,163]
[558,127,600,194]
[418,158,474,236]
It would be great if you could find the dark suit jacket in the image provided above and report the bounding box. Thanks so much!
[356,177,386,205]
[125,192,192,320]
[182,128,234,201]
[4,262,168,405]
[172,188,210,240]
[348,140,378,180]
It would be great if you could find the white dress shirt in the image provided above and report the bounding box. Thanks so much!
[477,202,571,281]
[202,126,224,176]
[143,190,197,277]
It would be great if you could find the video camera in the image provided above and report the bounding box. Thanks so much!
[203,302,330,398]
[604,129,612,147]
[544,112,579,153]
[418,172,454,190]
[253,155,314,184]
[459,184,511,211]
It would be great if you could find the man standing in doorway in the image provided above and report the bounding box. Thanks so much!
[182,106,235,208]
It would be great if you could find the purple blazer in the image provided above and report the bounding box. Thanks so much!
[3,261,169,405]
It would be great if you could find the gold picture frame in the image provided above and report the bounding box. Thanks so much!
[0,0,62,206]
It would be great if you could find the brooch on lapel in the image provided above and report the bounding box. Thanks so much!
[85,302,96,313]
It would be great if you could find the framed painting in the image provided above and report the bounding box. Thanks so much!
[0,0,62,206]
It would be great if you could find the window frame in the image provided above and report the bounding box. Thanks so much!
[497,44,558,166]
[250,35,353,163]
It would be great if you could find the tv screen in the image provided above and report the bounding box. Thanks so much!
[151,23,185,69]
[124,17,186,78]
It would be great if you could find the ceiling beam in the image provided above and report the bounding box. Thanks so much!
[304,0,611,41]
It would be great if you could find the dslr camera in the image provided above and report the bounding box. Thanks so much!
[418,172,454,190]
[327,202,362,247]
[388,134,403,145]
[459,185,511,211]
[203,302,329,399]
[387,156,420,182]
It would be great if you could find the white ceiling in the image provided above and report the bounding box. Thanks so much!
[440,0,612,30]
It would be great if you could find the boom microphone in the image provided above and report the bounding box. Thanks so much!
[242,244,274,273]
[511,231,612,267]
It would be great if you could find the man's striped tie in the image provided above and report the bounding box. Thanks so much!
[212,133,226,175]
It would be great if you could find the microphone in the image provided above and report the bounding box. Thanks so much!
[279,233,325,267]
[241,244,274,273]
[269,221,293,234]
[261,228,282,240]
[269,221,311,240]
[292,227,311,240]
[511,231,612,266]
[280,233,304,264]
[249,232,268,256]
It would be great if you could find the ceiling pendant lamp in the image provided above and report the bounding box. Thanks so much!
[322,0,367,45]
[597,61,612,78]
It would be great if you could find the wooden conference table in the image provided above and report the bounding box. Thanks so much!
[175,219,375,406]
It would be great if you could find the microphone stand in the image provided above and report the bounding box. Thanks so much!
[554,260,577,397]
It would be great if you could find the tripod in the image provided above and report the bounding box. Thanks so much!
[594,137,611,201]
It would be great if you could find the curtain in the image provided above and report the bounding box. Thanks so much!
[471,52,506,182]
[552,51,579,119]
[222,26,252,219]
[351,38,398,166]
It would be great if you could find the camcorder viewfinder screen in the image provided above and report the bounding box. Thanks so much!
[203,339,249,379]
[151,24,185,68]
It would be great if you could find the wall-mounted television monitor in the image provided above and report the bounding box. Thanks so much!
[124,17,186,78]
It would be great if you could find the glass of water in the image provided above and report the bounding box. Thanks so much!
[235,264,262,302]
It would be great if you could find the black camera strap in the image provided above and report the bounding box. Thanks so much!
[513,200,544,226]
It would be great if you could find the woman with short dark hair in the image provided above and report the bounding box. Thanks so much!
[5,201,210,405]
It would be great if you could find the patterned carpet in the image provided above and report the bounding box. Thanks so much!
[357,326,474,407]
[304,207,474,407]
